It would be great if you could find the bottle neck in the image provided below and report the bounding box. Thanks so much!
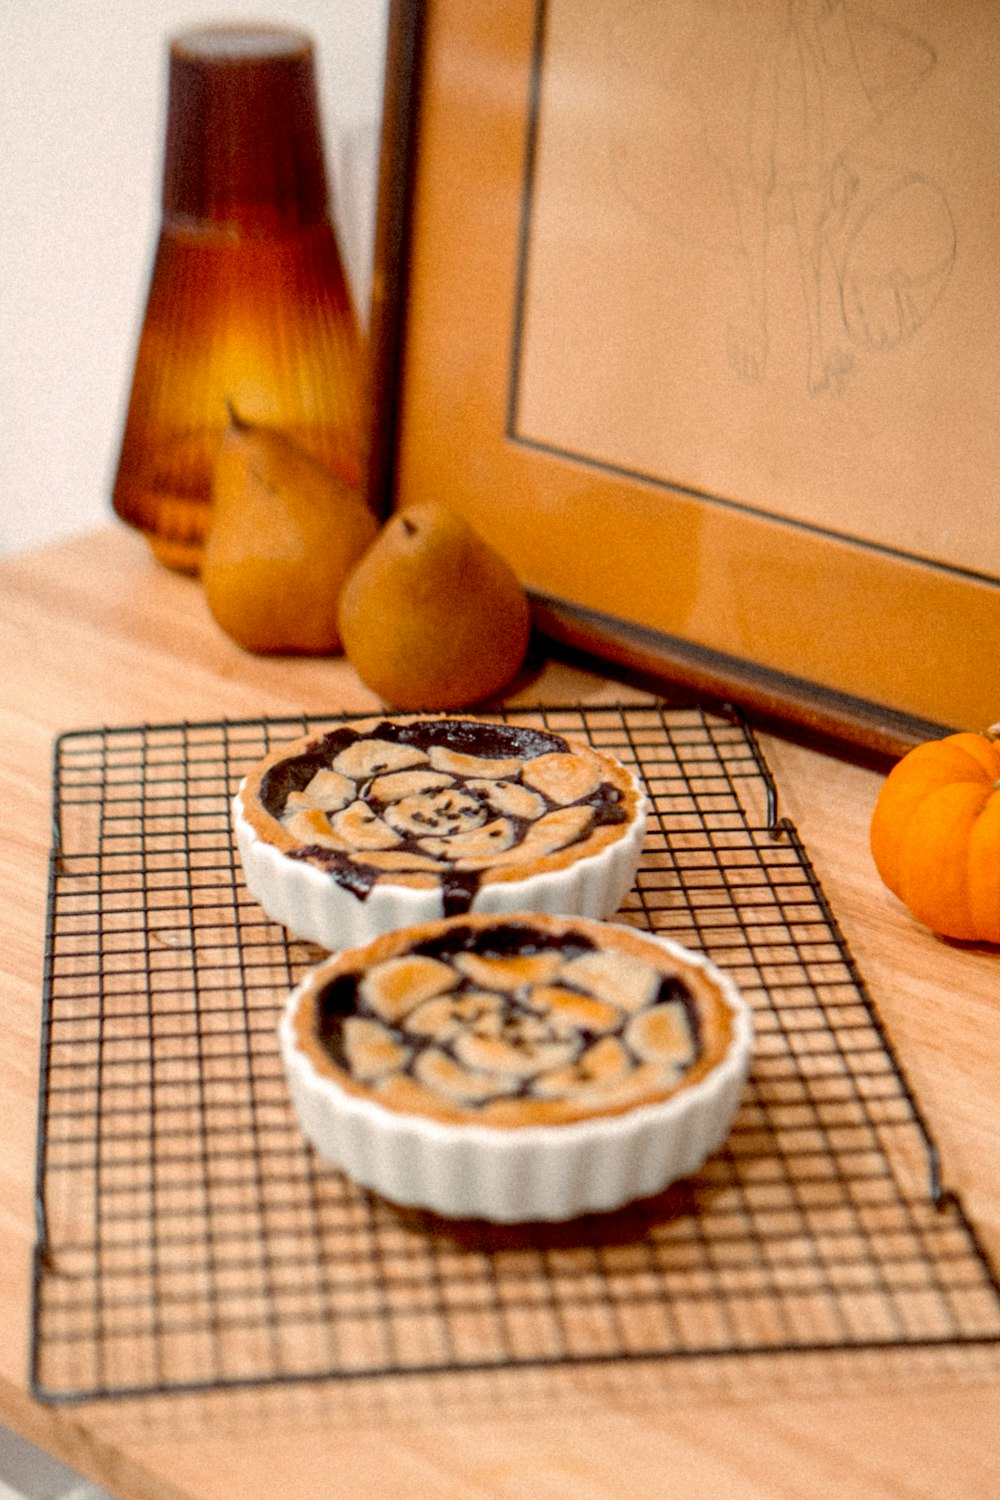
[161,26,330,236]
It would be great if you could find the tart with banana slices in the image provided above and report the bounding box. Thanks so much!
[234,716,647,949]
[280,912,753,1221]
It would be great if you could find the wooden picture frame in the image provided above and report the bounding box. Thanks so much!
[366,0,1000,758]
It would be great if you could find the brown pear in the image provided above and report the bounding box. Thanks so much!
[201,409,378,654]
[337,502,532,708]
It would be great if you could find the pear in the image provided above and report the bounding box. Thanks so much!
[201,408,379,654]
[337,502,532,708]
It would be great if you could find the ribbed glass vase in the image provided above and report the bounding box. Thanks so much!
[112,24,367,574]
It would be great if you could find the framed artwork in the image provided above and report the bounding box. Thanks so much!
[367,0,1000,756]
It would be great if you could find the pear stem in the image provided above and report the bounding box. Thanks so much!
[224,397,249,433]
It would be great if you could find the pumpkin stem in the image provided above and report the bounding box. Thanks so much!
[989,721,1000,740]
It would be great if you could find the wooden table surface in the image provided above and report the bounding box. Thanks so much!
[1,526,998,1500]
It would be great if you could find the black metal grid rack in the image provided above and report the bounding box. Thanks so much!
[31,703,1000,1402]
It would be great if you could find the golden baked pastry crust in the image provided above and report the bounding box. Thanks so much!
[239,715,644,905]
[289,913,737,1128]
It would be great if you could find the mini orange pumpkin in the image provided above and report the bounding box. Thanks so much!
[870,724,1000,944]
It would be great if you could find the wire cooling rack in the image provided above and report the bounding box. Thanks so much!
[31,703,1000,1402]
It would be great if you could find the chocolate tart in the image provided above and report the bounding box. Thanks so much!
[279,912,753,1220]
[234,716,647,949]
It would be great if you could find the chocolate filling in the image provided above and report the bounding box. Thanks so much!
[262,720,629,914]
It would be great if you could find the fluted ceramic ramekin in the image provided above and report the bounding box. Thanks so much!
[278,912,753,1222]
[234,715,648,950]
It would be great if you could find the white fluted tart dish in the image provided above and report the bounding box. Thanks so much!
[279,911,753,1221]
[234,715,647,949]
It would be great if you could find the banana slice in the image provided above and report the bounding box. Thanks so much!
[523,804,594,853]
[421,817,515,864]
[558,949,660,1014]
[454,950,563,991]
[333,738,428,781]
[625,1001,696,1065]
[282,807,348,851]
[453,1015,579,1079]
[384,788,486,839]
[521,751,605,805]
[355,849,444,873]
[359,954,458,1024]
[413,1045,518,1106]
[526,984,621,1036]
[427,745,522,779]
[464,805,594,871]
[532,1034,634,1096]
[539,1060,665,1113]
[342,1016,412,1082]
[285,768,354,814]
[369,768,454,803]
[330,800,401,850]
[467,778,546,821]
[405,989,504,1040]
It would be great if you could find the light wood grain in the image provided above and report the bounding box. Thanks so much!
[1,526,997,1500]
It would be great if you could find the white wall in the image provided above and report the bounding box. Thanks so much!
[0,1,389,559]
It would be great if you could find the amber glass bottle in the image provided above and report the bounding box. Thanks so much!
[112,25,366,573]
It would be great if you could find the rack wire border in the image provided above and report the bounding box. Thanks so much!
[30,702,1000,1402]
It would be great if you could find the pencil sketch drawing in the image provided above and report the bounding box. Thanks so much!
[608,0,956,393]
